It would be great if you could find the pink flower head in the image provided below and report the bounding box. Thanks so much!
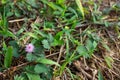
[25,43,34,53]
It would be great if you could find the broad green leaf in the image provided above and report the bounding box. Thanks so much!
[105,56,114,68]
[36,58,60,66]
[4,46,13,68]
[98,70,104,80]
[26,72,42,80]
[75,0,84,19]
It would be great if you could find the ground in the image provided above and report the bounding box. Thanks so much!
[0,0,120,80]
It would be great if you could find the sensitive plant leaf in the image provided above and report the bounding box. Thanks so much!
[75,0,84,19]
[42,39,50,49]
[26,0,37,8]
[85,39,93,51]
[4,46,13,68]
[26,72,42,80]
[26,53,37,61]
[36,58,60,66]
[34,64,48,74]
[14,75,24,80]
[25,65,35,73]
[105,56,114,68]
[77,45,89,58]
[98,70,104,80]
[47,33,54,43]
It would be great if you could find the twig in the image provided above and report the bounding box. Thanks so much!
[46,52,59,58]
[9,18,32,23]
[54,45,65,70]
[74,61,92,79]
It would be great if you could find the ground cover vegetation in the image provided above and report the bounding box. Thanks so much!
[0,0,120,80]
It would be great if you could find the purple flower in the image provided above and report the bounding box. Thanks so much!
[25,43,34,53]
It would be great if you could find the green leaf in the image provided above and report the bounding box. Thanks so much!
[85,39,94,51]
[4,46,13,68]
[56,0,65,6]
[26,53,37,61]
[0,30,16,38]
[34,29,47,37]
[2,41,7,51]
[75,0,84,19]
[77,45,89,58]
[41,0,63,11]
[34,64,48,74]
[14,75,25,80]
[102,43,110,51]
[6,12,14,17]
[26,72,42,80]
[42,39,50,49]
[48,33,54,43]
[9,40,20,57]
[26,0,37,8]
[93,41,97,48]
[36,58,60,66]
[105,56,114,68]
[26,32,39,40]
[98,70,104,80]
[1,0,8,4]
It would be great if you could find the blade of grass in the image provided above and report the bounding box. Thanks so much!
[4,46,13,68]
[75,0,84,19]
